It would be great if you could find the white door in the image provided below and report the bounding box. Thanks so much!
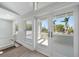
[36,14,74,57]
[51,15,74,57]
[36,19,51,56]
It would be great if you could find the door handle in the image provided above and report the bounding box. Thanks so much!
[51,32,53,38]
[48,31,53,38]
[48,31,50,37]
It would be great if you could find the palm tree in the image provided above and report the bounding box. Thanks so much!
[61,17,70,33]
[53,20,56,25]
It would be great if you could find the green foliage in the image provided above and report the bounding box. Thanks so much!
[67,27,73,34]
[54,24,64,32]
[61,17,70,29]
[26,24,32,30]
[41,27,48,33]
[54,24,74,34]
[53,20,56,24]
[15,24,18,31]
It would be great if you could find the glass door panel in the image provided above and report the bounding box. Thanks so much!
[25,20,33,44]
[37,19,49,56]
[52,16,74,57]
[38,19,48,46]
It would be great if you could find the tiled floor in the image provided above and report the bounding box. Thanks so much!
[0,46,47,57]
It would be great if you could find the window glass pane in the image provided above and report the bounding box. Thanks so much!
[41,20,48,33]
[38,19,48,46]
[26,20,32,40]
[52,15,74,56]
[52,16,74,34]
[15,24,18,32]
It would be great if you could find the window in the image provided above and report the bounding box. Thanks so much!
[15,24,18,32]
[26,20,32,40]
[38,19,48,46]
[52,15,74,34]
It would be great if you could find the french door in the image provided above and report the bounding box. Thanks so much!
[36,19,50,56]
[51,15,74,57]
[36,15,74,57]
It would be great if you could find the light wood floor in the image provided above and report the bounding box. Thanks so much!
[0,46,47,57]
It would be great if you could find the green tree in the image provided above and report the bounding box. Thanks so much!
[67,27,73,34]
[41,27,48,33]
[61,17,70,29]
[26,24,32,30]
[53,20,56,25]
[15,24,18,31]
[61,17,70,32]
[55,24,64,32]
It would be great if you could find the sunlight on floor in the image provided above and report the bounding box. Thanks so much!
[38,39,48,46]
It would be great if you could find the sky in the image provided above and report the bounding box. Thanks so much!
[41,16,74,29]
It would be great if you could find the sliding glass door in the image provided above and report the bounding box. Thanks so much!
[25,20,33,45]
[36,19,49,56]
[37,19,48,46]
[36,13,74,57]
[51,15,74,57]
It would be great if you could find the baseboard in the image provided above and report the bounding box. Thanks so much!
[0,44,14,51]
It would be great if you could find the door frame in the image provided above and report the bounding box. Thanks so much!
[35,18,52,56]
[35,6,79,57]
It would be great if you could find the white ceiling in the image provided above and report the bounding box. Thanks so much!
[38,2,54,9]
[0,2,53,15]
[0,8,17,20]
[0,2,33,16]
[0,2,54,20]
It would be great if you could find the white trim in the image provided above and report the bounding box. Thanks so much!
[22,3,79,19]
[37,6,74,20]
[73,5,79,57]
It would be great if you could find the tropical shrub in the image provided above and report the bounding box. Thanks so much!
[26,24,32,30]
[67,27,73,34]
[54,24,64,32]
[42,27,48,33]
